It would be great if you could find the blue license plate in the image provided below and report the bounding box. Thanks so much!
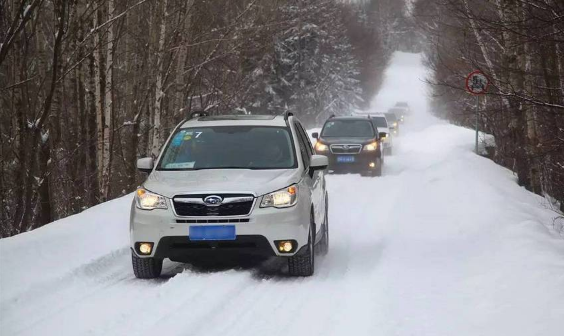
[337,156,355,163]
[189,225,236,241]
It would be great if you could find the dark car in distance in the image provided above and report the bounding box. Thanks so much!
[312,116,386,176]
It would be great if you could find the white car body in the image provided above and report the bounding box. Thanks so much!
[369,114,393,155]
[130,114,329,278]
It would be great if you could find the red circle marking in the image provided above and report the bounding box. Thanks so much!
[465,70,489,95]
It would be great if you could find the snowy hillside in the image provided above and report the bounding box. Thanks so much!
[1,53,563,336]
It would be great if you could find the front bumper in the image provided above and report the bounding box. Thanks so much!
[323,152,381,173]
[130,198,310,259]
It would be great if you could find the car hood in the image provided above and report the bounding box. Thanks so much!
[143,169,301,198]
[318,137,375,145]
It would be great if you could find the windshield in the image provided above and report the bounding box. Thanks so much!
[385,113,398,122]
[158,126,296,170]
[371,117,388,128]
[321,120,375,137]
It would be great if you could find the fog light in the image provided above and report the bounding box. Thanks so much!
[278,241,294,253]
[369,162,376,168]
[138,243,153,255]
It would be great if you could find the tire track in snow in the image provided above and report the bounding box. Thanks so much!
[1,248,132,335]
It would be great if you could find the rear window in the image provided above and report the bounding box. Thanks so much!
[321,120,375,138]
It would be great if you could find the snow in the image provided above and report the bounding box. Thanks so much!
[370,52,430,118]
[2,52,564,336]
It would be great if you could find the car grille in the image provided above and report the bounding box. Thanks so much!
[330,144,362,154]
[173,194,255,217]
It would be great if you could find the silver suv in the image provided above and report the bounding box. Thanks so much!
[130,113,329,278]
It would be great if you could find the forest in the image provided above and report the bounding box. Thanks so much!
[0,0,414,236]
[413,0,564,212]
[2,0,562,237]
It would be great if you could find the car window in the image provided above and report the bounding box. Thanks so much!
[321,120,375,137]
[296,122,313,156]
[158,126,296,170]
[371,117,388,128]
[293,122,311,168]
[385,113,398,122]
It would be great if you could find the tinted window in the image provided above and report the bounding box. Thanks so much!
[371,117,388,128]
[321,120,375,137]
[158,126,296,170]
[385,113,398,122]
[294,122,311,167]
[296,123,313,156]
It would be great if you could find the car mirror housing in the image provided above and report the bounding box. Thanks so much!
[379,132,387,139]
[310,155,328,171]
[312,132,319,139]
[137,157,154,173]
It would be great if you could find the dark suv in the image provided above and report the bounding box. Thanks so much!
[312,116,385,176]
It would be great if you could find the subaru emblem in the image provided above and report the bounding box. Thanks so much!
[203,195,223,206]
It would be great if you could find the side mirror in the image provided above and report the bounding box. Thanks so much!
[379,132,388,140]
[137,157,154,174]
[310,155,328,171]
[312,132,319,139]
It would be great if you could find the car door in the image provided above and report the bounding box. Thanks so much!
[294,121,326,232]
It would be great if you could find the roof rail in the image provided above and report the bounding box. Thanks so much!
[188,110,208,119]
[328,114,335,119]
[284,111,294,121]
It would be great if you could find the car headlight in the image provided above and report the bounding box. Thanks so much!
[363,142,378,151]
[260,185,298,208]
[315,142,329,152]
[394,122,398,127]
[135,188,168,210]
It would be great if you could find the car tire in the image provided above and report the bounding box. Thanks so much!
[318,196,329,256]
[132,251,163,279]
[288,214,315,277]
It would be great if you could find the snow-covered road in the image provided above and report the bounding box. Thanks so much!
[2,53,564,336]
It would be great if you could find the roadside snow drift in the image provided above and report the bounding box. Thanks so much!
[2,52,564,336]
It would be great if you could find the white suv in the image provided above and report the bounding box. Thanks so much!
[130,113,329,278]
[370,114,393,155]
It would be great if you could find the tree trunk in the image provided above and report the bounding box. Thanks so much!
[94,6,105,201]
[101,0,115,201]
[151,0,169,157]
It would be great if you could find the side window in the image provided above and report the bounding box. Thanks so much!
[293,122,310,168]
[371,121,379,135]
[297,123,313,157]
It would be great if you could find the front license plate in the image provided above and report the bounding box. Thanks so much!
[189,225,236,241]
[337,156,355,163]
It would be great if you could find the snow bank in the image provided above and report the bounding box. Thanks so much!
[0,196,132,303]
